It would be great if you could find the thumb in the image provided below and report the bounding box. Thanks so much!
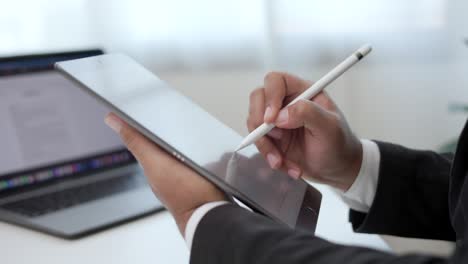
[275,99,331,130]
[104,113,160,167]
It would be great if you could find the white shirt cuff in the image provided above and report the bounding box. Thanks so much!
[339,139,380,213]
[184,201,229,250]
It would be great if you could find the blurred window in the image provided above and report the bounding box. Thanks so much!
[0,0,457,70]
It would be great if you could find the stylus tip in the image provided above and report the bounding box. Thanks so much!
[234,143,247,152]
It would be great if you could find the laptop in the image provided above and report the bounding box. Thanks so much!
[0,50,163,239]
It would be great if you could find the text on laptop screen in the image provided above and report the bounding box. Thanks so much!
[0,55,130,192]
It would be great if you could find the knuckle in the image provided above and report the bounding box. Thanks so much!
[330,115,345,136]
[293,100,311,117]
[119,127,132,145]
[330,124,346,145]
[264,72,286,108]
[249,87,263,102]
[120,128,139,152]
[255,137,271,152]
[247,116,260,131]
[246,117,254,130]
[264,71,281,83]
[329,112,341,124]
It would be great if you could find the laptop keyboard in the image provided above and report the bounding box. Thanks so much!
[1,174,147,217]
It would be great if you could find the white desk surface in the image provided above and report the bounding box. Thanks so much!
[1,184,389,264]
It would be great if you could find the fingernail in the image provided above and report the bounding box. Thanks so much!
[105,115,122,133]
[264,106,273,122]
[287,168,301,179]
[276,109,289,126]
[266,153,280,169]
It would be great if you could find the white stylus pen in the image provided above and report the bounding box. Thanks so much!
[235,44,372,152]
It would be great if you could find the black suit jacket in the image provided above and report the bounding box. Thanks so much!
[190,121,468,264]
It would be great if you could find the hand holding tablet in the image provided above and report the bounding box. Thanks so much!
[55,55,322,233]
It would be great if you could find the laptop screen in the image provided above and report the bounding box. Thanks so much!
[0,51,134,193]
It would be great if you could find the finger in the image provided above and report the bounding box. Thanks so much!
[263,72,286,123]
[247,87,266,133]
[254,137,283,170]
[247,114,282,169]
[104,113,170,169]
[247,89,284,169]
[281,159,303,180]
[275,99,332,130]
[263,72,311,123]
[267,127,283,140]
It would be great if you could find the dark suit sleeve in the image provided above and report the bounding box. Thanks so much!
[349,141,456,241]
[190,204,465,264]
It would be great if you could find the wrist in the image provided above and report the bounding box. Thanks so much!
[175,196,229,235]
[346,141,363,191]
[338,137,363,192]
[175,208,196,236]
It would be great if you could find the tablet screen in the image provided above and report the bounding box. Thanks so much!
[56,54,308,227]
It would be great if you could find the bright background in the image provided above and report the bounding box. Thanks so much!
[1,0,467,256]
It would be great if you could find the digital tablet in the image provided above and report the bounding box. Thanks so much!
[55,54,322,232]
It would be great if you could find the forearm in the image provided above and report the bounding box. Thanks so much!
[186,139,456,261]
[190,204,454,264]
[341,140,455,241]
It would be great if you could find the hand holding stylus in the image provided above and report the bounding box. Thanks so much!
[237,45,371,151]
[246,72,362,191]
